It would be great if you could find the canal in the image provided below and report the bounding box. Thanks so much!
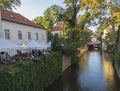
[45,51,120,91]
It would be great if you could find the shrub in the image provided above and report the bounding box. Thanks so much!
[0,52,62,91]
[114,51,120,67]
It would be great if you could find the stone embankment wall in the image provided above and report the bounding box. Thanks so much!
[110,53,120,80]
[114,62,120,79]
[79,47,87,57]
[62,47,87,72]
[62,55,71,72]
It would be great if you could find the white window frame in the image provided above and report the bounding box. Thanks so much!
[35,33,39,40]
[28,32,31,40]
[18,31,22,40]
[5,29,10,39]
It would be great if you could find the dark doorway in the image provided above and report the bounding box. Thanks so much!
[88,45,94,50]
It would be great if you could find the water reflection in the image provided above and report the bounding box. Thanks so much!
[45,51,120,91]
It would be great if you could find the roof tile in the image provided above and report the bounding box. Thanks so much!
[1,8,45,29]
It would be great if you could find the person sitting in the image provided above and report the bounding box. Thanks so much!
[38,50,42,56]
[6,52,12,62]
[0,52,6,63]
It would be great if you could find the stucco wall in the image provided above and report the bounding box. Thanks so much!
[1,20,47,44]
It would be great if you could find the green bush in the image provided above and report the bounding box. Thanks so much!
[62,41,81,64]
[51,34,62,51]
[0,52,62,91]
[114,51,120,67]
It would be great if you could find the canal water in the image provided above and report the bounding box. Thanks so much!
[45,51,120,91]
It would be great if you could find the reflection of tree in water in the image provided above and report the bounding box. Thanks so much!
[62,64,81,91]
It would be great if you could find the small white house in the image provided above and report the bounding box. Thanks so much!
[0,9,47,45]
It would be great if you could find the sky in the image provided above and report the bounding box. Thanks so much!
[14,0,65,20]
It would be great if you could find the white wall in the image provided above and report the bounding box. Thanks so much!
[52,31,60,35]
[0,11,3,38]
[91,37,97,42]
[1,20,47,44]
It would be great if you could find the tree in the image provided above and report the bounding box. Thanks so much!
[63,0,107,29]
[32,16,44,26]
[33,5,64,31]
[0,0,21,9]
[64,0,81,28]
[51,34,62,51]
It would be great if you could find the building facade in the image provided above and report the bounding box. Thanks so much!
[102,24,119,51]
[87,34,100,50]
[0,9,47,45]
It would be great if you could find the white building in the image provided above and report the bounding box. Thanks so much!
[0,9,47,45]
[90,35,97,42]
[102,24,119,51]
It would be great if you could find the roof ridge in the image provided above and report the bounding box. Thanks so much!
[1,8,46,30]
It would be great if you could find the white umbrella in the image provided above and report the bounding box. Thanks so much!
[0,38,19,49]
[27,40,40,48]
[0,38,20,56]
[39,42,51,49]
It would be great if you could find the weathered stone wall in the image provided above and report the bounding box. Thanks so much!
[114,62,120,79]
[62,55,71,72]
[62,47,87,72]
[79,47,87,57]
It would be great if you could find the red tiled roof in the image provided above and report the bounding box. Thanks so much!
[53,23,64,31]
[1,9,45,29]
[87,41,100,45]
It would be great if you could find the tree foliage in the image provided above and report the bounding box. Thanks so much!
[0,0,21,9]
[51,34,62,51]
[64,0,81,28]
[32,16,43,26]
[33,5,65,31]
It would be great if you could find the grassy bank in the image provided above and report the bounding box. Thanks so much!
[0,52,62,91]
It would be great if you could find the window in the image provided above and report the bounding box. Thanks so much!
[5,29,10,39]
[42,33,44,41]
[18,31,22,40]
[28,32,31,40]
[35,33,39,40]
